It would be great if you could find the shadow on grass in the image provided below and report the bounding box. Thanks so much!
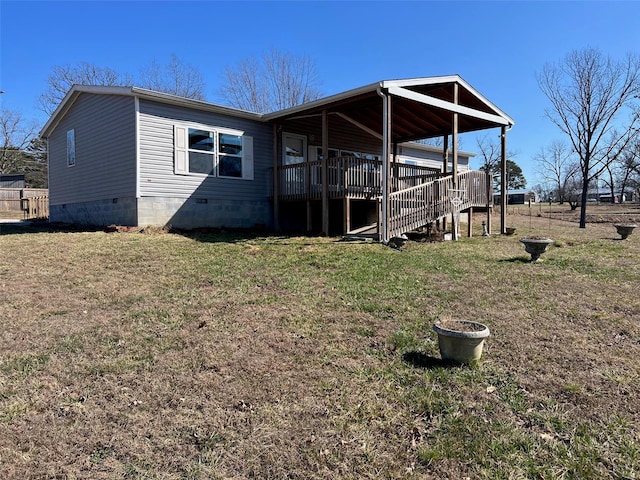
[0,221,387,247]
[499,256,533,263]
[0,221,105,236]
[0,221,295,244]
[402,351,460,369]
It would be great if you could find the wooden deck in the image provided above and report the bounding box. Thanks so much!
[277,156,441,201]
[276,157,492,238]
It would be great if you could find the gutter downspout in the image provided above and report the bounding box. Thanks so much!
[377,85,390,244]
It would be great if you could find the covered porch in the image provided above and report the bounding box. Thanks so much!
[266,76,514,242]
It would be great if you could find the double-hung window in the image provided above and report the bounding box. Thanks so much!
[174,124,253,180]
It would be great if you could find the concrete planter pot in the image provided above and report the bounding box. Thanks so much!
[614,223,637,240]
[433,320,490,364]
[520,237,554,262]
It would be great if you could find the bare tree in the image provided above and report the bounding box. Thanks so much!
[38,62,133,115]
[534,140,581,204]
[39,56,206,116]
[475,134,523,190]
[614,139,640,202]
[138,54,206,100]
[537,48,640,227]
[219,49,322,113]
[0,108,38,175]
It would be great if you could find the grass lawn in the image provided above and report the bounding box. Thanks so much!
[0,207,639,479]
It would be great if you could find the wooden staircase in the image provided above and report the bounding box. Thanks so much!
[386,170,490,239]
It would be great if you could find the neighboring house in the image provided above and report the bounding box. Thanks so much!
[40,76,514,241]
[494,189,539,205]
[0,174,26,189]
[587,188,633,203]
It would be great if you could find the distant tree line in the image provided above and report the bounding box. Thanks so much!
[536,48,640,226]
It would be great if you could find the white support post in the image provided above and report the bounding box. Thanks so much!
[500,126,507,235]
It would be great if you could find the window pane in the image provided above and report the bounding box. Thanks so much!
[219,155,242,178]
[341,151,361,158]
[219,133,242,155]
[316,148,339,161]
[284,136,304,165]
[67,129,75,166]
[189,152,213,174]
[189,129,214,152]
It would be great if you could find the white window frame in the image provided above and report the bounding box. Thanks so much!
[174,122,253,180]
[67,129,76,167]
[282,132,307,165]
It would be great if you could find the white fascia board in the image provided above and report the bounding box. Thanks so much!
[40,85,136,137]
[452,77,515,126]
[381,75,461,89]
[388,86,512,126]
[384,76,515,126]
[40,85,265,138]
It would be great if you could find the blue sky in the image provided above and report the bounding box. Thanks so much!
[1,0,639,185]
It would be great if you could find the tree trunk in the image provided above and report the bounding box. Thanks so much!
[579,177,589,228]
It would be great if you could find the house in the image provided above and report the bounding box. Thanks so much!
[493,189,539,205]
[0,174,26,189]
[587,188,633,204]
[40,76,514,242]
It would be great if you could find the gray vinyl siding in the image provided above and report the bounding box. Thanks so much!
[280,115,384,158]
[397,144,470,171]
[281,115,471,169]
[47,94,136,205]
[138,100,272,200]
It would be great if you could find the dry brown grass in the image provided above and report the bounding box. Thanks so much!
[0,204,639,479]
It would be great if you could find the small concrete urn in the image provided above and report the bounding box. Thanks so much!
[614,224,637,240]
[433,320,490,364]
[520,237,554,262]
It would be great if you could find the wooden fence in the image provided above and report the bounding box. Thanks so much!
[0,188,49,219]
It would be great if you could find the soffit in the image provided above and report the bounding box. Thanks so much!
[271,76,514,143]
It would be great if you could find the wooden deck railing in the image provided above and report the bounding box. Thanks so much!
[21,195,49,219]
[278,157,441,201]
[387,170,490,238]
[0,188,49,220]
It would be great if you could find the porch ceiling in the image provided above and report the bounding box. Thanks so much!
[266,75,514,144]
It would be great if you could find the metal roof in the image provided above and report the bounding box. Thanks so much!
[265,75,514,143]
[40,76,514,143]
[39,85,262,138]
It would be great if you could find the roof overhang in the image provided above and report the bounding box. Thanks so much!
[39,85,263,138]
[266,75,514,143]
[40,76,514,144]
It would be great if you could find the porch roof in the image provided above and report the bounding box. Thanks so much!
[264,75,514,143]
